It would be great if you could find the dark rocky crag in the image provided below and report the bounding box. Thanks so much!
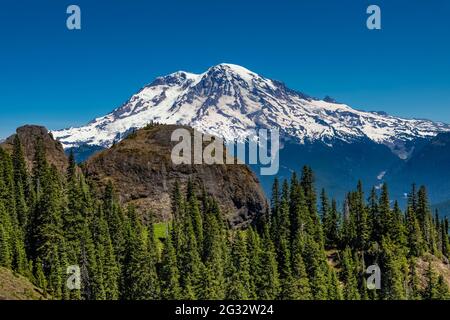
[84,124,268,227]
[1,125,68,173]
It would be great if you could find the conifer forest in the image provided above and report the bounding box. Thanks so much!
[1,136,449,300]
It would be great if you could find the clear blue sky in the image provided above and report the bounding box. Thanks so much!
[1,0,449,138]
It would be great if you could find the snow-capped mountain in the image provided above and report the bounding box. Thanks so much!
[52,63,450,159]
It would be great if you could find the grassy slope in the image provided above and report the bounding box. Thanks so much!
[0,267,46,300]
[154,222,169,240]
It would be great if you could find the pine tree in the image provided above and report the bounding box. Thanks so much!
[121,207,159,300]
[392,201,407,247]
[144,222,161,299]
[255,225,280,299]
[80,220,105,300]
[441,218,450,257]
[324,199,340,248]
[408,258,420,300]
[63,151,85,268]
[11,229,29,276]
[405,205,424,257]
[300,166,323,244]
[102,181,125,263]
[92,206,120,300]
[380,237,405,300]
[160,232,182,299]
[378,184,393,239]
[186,180,203,255]
[34,257,48,295]
[436,275,450,299]
[289,232,312,299]
[271,177,281,224]
[341,195,356,249]
[303,235,328,299]
[0,222,12,268]
[227,232,252,299]
[424,261,439,300]
[327,268,342,300]
[355,181,370,250]
[11,135,29,229]
[341,247,360,300]
[178,197,203,299]
[417,186,435,252]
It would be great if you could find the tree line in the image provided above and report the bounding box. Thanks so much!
[0,136,449,299]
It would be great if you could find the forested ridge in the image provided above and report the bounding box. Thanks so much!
[0,136,449,300]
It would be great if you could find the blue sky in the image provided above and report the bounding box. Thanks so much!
[1,0,449,138]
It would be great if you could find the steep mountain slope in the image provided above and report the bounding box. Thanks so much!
[387,132,450,205]
[84,124,268,227]
[52,63,450,159]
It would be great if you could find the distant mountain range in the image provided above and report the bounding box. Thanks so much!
[50,63,450,209]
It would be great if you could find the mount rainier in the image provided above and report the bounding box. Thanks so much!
[52,63,450,160]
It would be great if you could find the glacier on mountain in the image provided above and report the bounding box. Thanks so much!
[52,63,450,159]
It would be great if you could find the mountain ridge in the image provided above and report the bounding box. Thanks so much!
[52,63,450,160]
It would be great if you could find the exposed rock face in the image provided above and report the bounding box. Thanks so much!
[1,125,68,173]
[84,124,268,227]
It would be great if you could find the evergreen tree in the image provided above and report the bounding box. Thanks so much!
[255,226,280,299]
[11,135,29,229]
[323,199,340,248]
[405,205,424,257]
[424,261,439,300]
[289,232,312,299]
[302,236,328,299]
[121,207,158,300]
[160,232,182,299]
[186,180,203,255]
[102,181,125,263]
[380,237,405,300]
[0,222,12,268]
[327,268,342,300]
[355,181,370,250]
[407,258,420,300]
[178,197,203,299]
[341,247,360,300]
[228,232,252,299]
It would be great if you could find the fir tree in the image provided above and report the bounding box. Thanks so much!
[160,232,182,299]
[228,232,252,299]
[341,247,360,300]
[255,226,280,299]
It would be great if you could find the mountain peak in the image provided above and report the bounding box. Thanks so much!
[208,63,257,75]
[52,64,450,158]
